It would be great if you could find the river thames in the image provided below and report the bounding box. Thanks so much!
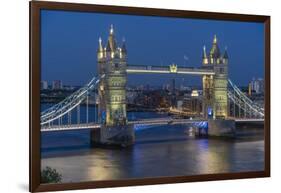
[41,105,264,183]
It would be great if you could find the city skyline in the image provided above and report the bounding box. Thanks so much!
[41,10,265,86]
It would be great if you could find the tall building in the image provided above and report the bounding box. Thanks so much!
[250,78,264,94]
[97,25,127,126]
[52,80,62,90]
[171,78,176,107]
[248,82,252,96]
[162,83,171,91]
[202,35,228,119]
[172,78,176,93]
[41,81,48,90]
[182,90,202,116]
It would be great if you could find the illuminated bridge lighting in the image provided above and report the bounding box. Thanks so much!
[126,65,215,75]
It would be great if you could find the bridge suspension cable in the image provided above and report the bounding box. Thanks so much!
[227,79,264,118]
[40,74,104,126]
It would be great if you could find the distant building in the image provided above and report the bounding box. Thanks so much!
[41,81,48,90]
[52,80,63,90]
[171,79,177,107]
[248,83,252,96]
[180,85,191,91]
[162,83,171,91]
[249,78,264,94]
[126,91,138,104]
[145,84,150,91]
[63,85,75,91]
[177,100,183,111]
[182,90,202,116]
[134,85,144,91]
[172,78,176,93]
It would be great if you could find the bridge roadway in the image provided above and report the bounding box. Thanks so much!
[41,123,101,132]
[126,65,215,75]
[40,117,264,132]
[231,118,264,123]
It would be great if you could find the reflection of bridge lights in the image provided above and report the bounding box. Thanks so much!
[192,121,208,135]
[134,124,148,132]
[198,139,209,150]
[134,124,155,132]
[186,127,195,137]
[207,107,213,116]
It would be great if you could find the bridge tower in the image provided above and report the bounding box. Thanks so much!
[92,25,134,146]
[202,35,229,119]
[103,25,127,126]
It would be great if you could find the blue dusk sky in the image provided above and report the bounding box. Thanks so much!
[41,10,265,87]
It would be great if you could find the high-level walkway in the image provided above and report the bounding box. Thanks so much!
[126,65,215,75]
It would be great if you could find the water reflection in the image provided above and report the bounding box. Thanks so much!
[41,110,264,183]
[195,139,230,173]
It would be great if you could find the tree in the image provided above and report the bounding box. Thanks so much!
[41,166,62,183]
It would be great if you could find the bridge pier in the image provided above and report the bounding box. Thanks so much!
[207,119,236,137]
[90,125,135,147]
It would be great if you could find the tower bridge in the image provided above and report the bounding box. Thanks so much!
[40,25,264,146]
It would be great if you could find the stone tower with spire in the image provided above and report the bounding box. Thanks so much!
[93,25,133,146]
[202,35,228,119]
[97,24,127,126]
